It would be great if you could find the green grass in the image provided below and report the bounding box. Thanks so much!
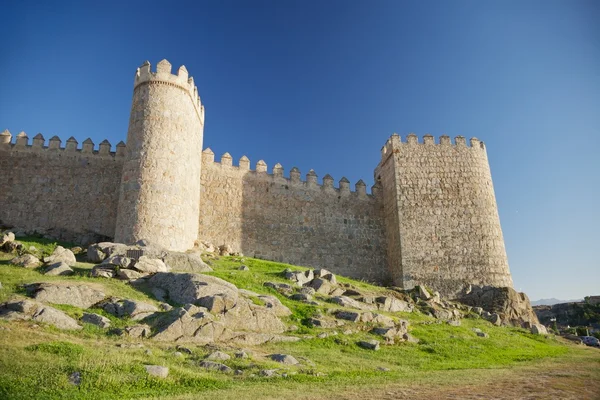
[0,238,586,399]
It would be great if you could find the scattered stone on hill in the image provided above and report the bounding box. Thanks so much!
[313,269,337,284]
[371,320,409,340]
[530,323,548,335]
[358,339,380,350]
[200,360,232,373]
[457,285,539,327]
[81,312,111,328]
[117,269,145,280]
[4,241,22,253]
[176,345,193,354]
[207,350,230,361]
[308,317,342,328]
[285,270,314,286]
[101,255,133,269]
[68,371,82,386]
[70,246,83,255]
[260,369,278,377]
[44,262,74,276]
[144,365,169,378]
[90,264,116,278]
[10,254,41,268]
[360,312,395,326]
[289,293,312,302]
[238,265,249,271]
[218,244,232,256]
[25,282,105,309]
[432,308,454,321]
[1,231,15,246]
[87,244,107,263]
[124,324,151,338]
[402,333,420,343]
[417,285,432,300]
[43,246,76,267]
[471,328,489,338]
[334,310,361,322]
[0,299,82,330]
[488,313,502,326]
[235,350,249,359]
[376,296,413,312]
[269,354,300,365]
[100,298,158,320]
[309,278,333,295]
[330,296,375,311]
[447,320,461,327]
[263,282,294,294]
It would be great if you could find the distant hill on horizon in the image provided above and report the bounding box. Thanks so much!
[531,298,583,306]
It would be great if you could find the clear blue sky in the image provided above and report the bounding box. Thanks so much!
[1,1,598,300]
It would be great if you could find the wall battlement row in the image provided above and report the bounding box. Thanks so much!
[134,59,205,124]
[380,133,486,161]
[202,148,374,197]
[0,130,125,157]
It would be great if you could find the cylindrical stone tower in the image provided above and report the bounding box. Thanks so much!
[115,59,205,251]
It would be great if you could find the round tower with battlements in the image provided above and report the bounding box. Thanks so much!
[115,59,205,251]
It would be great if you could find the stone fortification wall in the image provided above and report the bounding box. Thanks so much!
[115,60,205,251]
[0,131,124,242]
[198,149,389,283]
[374,134,513,297]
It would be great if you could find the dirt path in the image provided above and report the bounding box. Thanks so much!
[308,348,600,400]
[173,347,600,400]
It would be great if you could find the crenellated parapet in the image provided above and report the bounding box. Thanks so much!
[0,130,126,158]
[201,148,374,197]
[379,132,486,164]
[134,59,205,124]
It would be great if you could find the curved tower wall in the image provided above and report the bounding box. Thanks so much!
[375,134,512,297]
[115,60,205,251]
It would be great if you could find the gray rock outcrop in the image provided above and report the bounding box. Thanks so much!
[10,254,41,269]
[81,312,111,328]
[0,299,82,330]
[44,262,74,276]
[100,298,158,320]
[43,246,77,267]
[25,283,105,309]
[457,285,539,326]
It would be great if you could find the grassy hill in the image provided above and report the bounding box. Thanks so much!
[0,237,596,400]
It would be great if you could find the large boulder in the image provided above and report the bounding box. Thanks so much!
[457,285,539,327]
[44,262,74,276]
[162,252,212,273]
[132,256,169,274]
[0,299,81,330]
[1,231,15,246]
[25,283,105,309]
[99,298,158,320]
[10,254,41,269]
[147,273,238,308]
[43,246,76,267]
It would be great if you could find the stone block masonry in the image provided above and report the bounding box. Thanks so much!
[198,150,389,284]
[0,133,124,241]
[0,59,514,298]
